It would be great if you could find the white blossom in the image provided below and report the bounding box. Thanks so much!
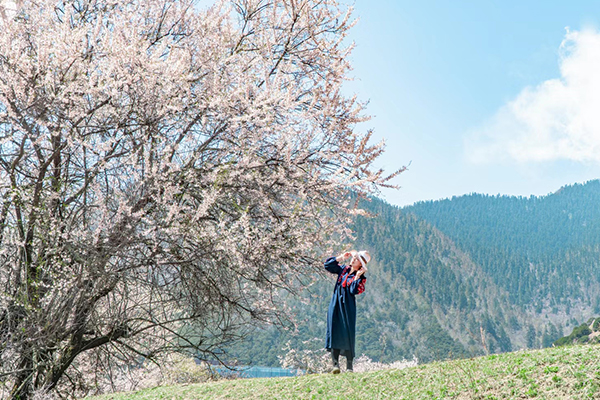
[0,0,401,398]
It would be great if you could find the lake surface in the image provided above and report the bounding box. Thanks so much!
[210,365,301,379]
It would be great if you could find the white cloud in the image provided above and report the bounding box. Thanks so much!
[467,28,600,164]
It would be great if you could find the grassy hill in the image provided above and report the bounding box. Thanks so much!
[85,344,600,399]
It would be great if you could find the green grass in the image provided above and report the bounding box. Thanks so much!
[85,344,600,399]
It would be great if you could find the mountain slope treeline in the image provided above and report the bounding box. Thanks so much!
[225,180,600,367]
[405,180,600,314]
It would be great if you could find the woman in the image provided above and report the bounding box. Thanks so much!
[324,250,370,373]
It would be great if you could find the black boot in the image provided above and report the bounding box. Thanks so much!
[331,349,340,374]
[346,357,353,372]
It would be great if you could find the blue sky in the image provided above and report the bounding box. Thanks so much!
[343,1,600,206]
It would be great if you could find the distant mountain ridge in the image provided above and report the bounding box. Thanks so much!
[227,180,600,366]
[404,180,600,311]
[406,180,600,258]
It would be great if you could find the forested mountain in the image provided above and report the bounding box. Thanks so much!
[405,180,600,315]
[226,180,600,367]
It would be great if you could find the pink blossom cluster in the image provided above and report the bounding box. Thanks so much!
[352,354,419,374]
[0,0,402,397]
[279,339,418,375]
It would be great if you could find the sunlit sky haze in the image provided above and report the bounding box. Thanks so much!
[343,0,600,206]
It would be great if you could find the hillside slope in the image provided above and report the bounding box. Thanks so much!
[405,180,600,311]
[85,344,600,400]
[228,197,523,365]
[353,197,520,358]
[224,181,600,367]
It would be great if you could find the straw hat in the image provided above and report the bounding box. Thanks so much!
[356,250,371,268]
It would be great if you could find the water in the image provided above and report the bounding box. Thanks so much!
[209,365,301,379]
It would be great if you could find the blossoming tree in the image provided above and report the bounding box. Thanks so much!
[0,0,400,397]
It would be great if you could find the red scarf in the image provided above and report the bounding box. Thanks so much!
[341,267,357,288]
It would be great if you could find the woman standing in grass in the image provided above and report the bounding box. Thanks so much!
[324,250,370,373]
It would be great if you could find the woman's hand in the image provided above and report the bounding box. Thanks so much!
[336,252,353,263]
[356,266,367,278]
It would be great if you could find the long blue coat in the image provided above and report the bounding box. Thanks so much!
[324,256,367,359]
